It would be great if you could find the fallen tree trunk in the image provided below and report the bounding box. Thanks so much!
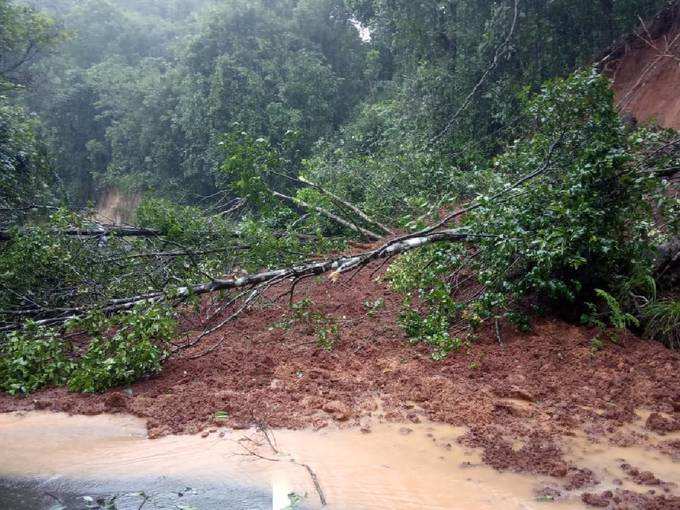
[1,229,485,331]
[0,226,161,241]
[299,176,394,236]
[270,190,383,241]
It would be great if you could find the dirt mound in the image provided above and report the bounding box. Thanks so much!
[1,264,679,502]
[606,1,680,130]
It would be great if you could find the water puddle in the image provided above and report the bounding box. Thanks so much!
[561,411,680,497]
[0,411,677,509]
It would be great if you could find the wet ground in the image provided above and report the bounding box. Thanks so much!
[0,477,272,510]
[1,411,679,509]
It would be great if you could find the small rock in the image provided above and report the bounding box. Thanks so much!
[406,412,421,424]
[32,400,51,410]
[104,392,127,411]
[646,412,680,434]
[201,431,210,438]
[322,400,351,421]
[508,386,535,402]
[399,427,413,436]
[313,419,328,430]
[581,491,612,508]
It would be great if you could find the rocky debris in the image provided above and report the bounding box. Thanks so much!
[1,264,679,490]
[322,400,350,421]
[582,491,612,508]
[534,488,561,503]
[564,468,599,490]
[646,413,680,434]
[582,488,680,509]
[32,399,51,410]
[103,392,127,411]
[508,386,535,403]
[359,417,372,434]
[620,463,664,486]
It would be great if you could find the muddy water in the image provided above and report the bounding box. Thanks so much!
[0,412,678,510]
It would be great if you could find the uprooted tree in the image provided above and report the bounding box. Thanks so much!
[1,68,678,395]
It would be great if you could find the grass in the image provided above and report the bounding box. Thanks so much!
[643,299,680,350]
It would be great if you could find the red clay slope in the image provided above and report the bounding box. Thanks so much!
[607,1,680,130]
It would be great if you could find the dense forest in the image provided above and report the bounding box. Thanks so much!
[0,0,678,397]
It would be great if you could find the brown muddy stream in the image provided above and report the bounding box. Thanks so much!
[0,411,678,509]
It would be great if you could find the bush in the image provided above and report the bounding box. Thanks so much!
[67,304,176,393]
[0,304,177,395]
[468,69,657,312]
[386,69,677,357]
[0,324,74,395]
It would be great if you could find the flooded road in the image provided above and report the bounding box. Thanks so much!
[0,411,678,509]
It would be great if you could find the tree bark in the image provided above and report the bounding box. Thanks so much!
[270,190,383,241]
[1,228,483,331]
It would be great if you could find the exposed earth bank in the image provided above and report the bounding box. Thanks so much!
[1,267,680,508]
[608,0,680,130]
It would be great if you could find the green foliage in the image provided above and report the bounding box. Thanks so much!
[0,218,112,313]
[385,69,676,357]
[19,0,368,202]
[643,299,680,350]
[467,70,660,314]
[594,289,640,330]
[136,197,233,245]
[0,0,61,88]
[581,289,640,348]
[67,304,176,393]
[217,128,287,211]
[304,98,466,227]
[0,323,74,395]
[0,303,176,395]
[346,0,666,153]
[0,97,55,227]
[387,245,467,359]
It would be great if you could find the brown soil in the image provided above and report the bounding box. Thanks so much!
[582,490,680,510]
[607,2,680,130]
[2,266,680,507]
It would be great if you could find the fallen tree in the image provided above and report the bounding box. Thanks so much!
[0,228,487,331]
[2,69,679,396]
[0,225,161,242]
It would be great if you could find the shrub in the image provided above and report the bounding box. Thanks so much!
[643,299,680,350]
[67,304,176,393]
[0,304,177,395]
[387,69,676,356]
[0,324,74,395]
